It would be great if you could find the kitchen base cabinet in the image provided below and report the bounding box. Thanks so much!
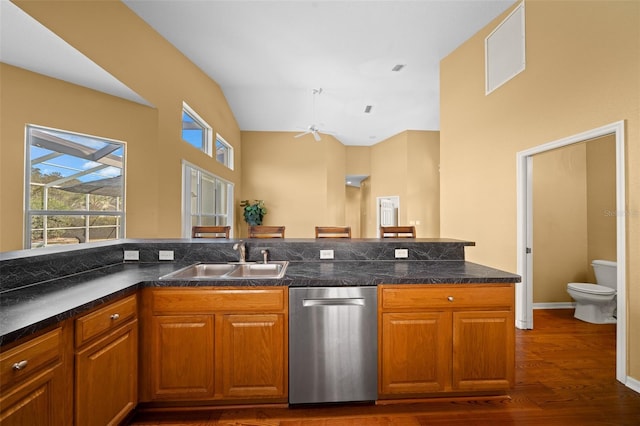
[380,312,451,394]
[74,294,138,426]
[378,284,515,399]
[150,315,215,400]
[0,325,71,426]
[140,287,288,405]
[219,313,286,399]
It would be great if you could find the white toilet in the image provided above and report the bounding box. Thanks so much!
[567,259,617,324]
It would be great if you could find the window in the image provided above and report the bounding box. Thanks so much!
[215,134,233,169]
[181,103,234,169]
[26,125,125,248]
[182,102,212,155]
[182,162,234,237]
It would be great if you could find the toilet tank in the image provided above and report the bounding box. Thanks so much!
[592,260,617,289]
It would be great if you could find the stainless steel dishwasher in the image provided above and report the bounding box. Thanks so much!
[289,286,377,404]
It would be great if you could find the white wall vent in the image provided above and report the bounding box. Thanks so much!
[485,2,525,95]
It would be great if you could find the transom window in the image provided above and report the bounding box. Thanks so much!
[181,102,233,169]
[182,102,212,155]
[215,134,233,169]
[26,125,125,248]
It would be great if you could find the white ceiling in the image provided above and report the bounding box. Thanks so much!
[2,0,514,146]
[124,0,514,146]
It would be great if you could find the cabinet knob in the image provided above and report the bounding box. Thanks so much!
[12,360,28,371]
[110,313,120,321]
[447,296,454,302]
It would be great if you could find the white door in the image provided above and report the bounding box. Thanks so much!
[376,196,399,237]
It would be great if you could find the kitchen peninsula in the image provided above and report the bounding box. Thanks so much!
[0,238,520,424]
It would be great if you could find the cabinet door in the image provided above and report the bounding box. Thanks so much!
[151,315,214,400]
[218,314,286,399]
[0,367,62,426]
[452,310,514,391]
[75,320,137,426]
[379,312,451,396]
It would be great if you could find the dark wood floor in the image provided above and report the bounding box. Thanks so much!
[129,309,640,425]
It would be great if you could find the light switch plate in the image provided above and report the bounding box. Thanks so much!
[159,250,174,261]
[395,249,409,259]
[123,250,139,261]
[320,249,334,259]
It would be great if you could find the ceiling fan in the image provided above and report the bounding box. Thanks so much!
[295,88,334,142]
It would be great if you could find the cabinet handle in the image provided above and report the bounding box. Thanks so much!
[110,313,120,321]
[12,360,28,371]
[447,296,454,302]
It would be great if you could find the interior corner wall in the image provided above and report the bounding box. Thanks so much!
[367,130,440,238]
[440,0,639,379]
[407,130,440,238]
[240,131,345,238]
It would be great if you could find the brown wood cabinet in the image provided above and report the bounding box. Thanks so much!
[0,325,71,425]
[378,284,515,398]
[140,287,288,404]
[74,294,138,426]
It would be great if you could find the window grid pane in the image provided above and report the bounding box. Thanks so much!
[27,125,125,249]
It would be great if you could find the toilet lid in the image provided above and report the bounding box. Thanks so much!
[567,283,616,295]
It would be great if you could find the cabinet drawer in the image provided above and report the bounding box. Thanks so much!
[0,327,62,389]
[380,284,514,310]
[151,288,286,314]
[76,294,137,347]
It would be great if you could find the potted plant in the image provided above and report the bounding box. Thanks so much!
[240,200,267,226]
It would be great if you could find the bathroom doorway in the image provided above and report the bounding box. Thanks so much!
[516,121,626,383]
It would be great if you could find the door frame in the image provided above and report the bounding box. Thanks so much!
[376,196,400,237]
[516,120,626,383]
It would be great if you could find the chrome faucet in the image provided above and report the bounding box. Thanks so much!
[261,249,269,264]
[233,241,246,263]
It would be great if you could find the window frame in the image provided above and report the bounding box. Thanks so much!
[25,124,126,249]
[215,133,234,170]
[182,161,234,237]
[182,102,213,155]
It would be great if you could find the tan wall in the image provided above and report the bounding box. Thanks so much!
[407,131,440,238]
[345,186,362,237]
[239,131,345,238]
[587,135,617,272]
[440,0,639,379]
[1,0,241,250]
[366,131,440,238]
[532,144,588,303]
[0,64,160,251]
[346,146,371,175]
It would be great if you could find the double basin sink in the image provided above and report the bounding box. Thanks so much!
[160,261,288,280]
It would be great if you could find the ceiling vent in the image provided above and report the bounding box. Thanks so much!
[391,64,405,72]
[364,105,373,114]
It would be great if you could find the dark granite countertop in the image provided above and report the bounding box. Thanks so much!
[0,260,520,346]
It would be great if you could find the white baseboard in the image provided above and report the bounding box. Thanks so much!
[625,376,640,394]
[533,302,575,309]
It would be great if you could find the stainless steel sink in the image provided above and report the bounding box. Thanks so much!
[225,262,286,278]
[159,261,288,280]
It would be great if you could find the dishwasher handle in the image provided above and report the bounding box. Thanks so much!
[303,298,365,307]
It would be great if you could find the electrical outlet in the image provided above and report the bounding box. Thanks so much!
[123,250,139,261]
[394,249,409,259]
[159,250,174,261]
[320,249,334,260]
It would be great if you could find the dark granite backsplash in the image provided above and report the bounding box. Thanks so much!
[0,238,473,293]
